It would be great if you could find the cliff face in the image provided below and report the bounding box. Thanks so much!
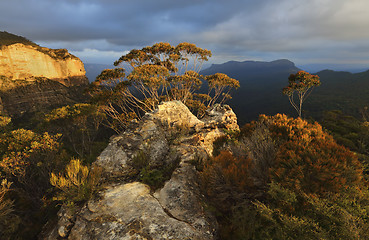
[0,43,89,117]
[0,43,87,86]
[0,78,87,118]
[44,101,239,240]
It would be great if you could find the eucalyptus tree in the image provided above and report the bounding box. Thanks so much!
[283,71,320,118]
[90,42,239,133]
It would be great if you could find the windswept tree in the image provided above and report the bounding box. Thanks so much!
[89,42,239,133]
[282,71,320,118]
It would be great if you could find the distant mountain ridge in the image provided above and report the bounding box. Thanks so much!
[200,59,300,124]
[200,59,369,124]
[201,59,300,81]
[305,69,369,119]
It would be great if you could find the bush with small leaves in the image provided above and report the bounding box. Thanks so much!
[0,179,20,239]
[131,150,180,190]
[238,121,276,189]
[249,183,369,240]
[273,139,363,196]
[50,158,101,206]
[43,103,107,162]
[201,151,254,214]
[208,114,369,239]
[0,117,67,239]
[262,114,364,196]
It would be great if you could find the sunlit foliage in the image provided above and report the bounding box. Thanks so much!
[283,71,320,117]
[43,103,107,162]
[89,42,239,132]
[204,114,369,239]
[50,158,101,206]
[0,129,61,179]
[0,116,66,239]
[0,179,20,239]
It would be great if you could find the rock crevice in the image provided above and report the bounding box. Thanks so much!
[44,101,239,240]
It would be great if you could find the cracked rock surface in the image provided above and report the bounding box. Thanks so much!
[42,101,239,240]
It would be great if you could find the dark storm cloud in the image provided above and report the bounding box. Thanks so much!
[1,0,369,66]
[0,0,266,46]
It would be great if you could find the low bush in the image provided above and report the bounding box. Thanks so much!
[204,114,369,239]
[132,150,180,190]
[201,151,254,214]
[50,158,101,206]
[0,179,20,239]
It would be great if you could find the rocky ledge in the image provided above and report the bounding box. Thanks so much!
[0,43,89,117]
[44,101,239,240]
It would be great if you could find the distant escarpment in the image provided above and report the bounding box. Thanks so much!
[200,59,300,81]
[0,32,88,117]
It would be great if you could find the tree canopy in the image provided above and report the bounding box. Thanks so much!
[89,42,239,133]
[283,71,320,118]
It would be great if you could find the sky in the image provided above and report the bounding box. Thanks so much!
[1,0,369,72]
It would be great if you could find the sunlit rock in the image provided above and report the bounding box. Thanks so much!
[44,101,239,239]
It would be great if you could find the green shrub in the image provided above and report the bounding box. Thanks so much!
[42,103,107,162]
[0,179,20,239]
[139,168,165,189]
[132,150,180,190]
[50,158,101,206]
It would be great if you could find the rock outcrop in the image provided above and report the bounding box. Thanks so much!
[0,43,87,86]
[0,37,88,117]
[44,101,239,240]
[0,76,87,118]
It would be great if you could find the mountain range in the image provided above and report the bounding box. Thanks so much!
[199,59,369,125]
[85,59,369,125]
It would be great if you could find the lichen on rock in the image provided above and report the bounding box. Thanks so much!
[43,101,239,240]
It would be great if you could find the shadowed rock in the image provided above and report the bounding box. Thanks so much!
[0,41,88,117]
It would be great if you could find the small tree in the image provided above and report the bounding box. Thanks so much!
[282,71,320,118]
[89,42,239,133]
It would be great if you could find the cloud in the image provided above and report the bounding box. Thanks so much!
[70,48,128,64]
[1,0,369,66]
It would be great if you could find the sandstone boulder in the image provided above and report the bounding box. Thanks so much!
[44,101,239,239]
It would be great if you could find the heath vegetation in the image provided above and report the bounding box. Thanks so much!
[1,41,368,239]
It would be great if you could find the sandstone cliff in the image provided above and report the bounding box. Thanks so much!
[0,37,89,117]
[0,43,87,86]
[44,101,239,240]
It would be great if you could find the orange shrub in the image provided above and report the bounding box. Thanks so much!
[262,114,364,196]
[201,151,254,213]
[260,113,330,145]
[272,140,363,196]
